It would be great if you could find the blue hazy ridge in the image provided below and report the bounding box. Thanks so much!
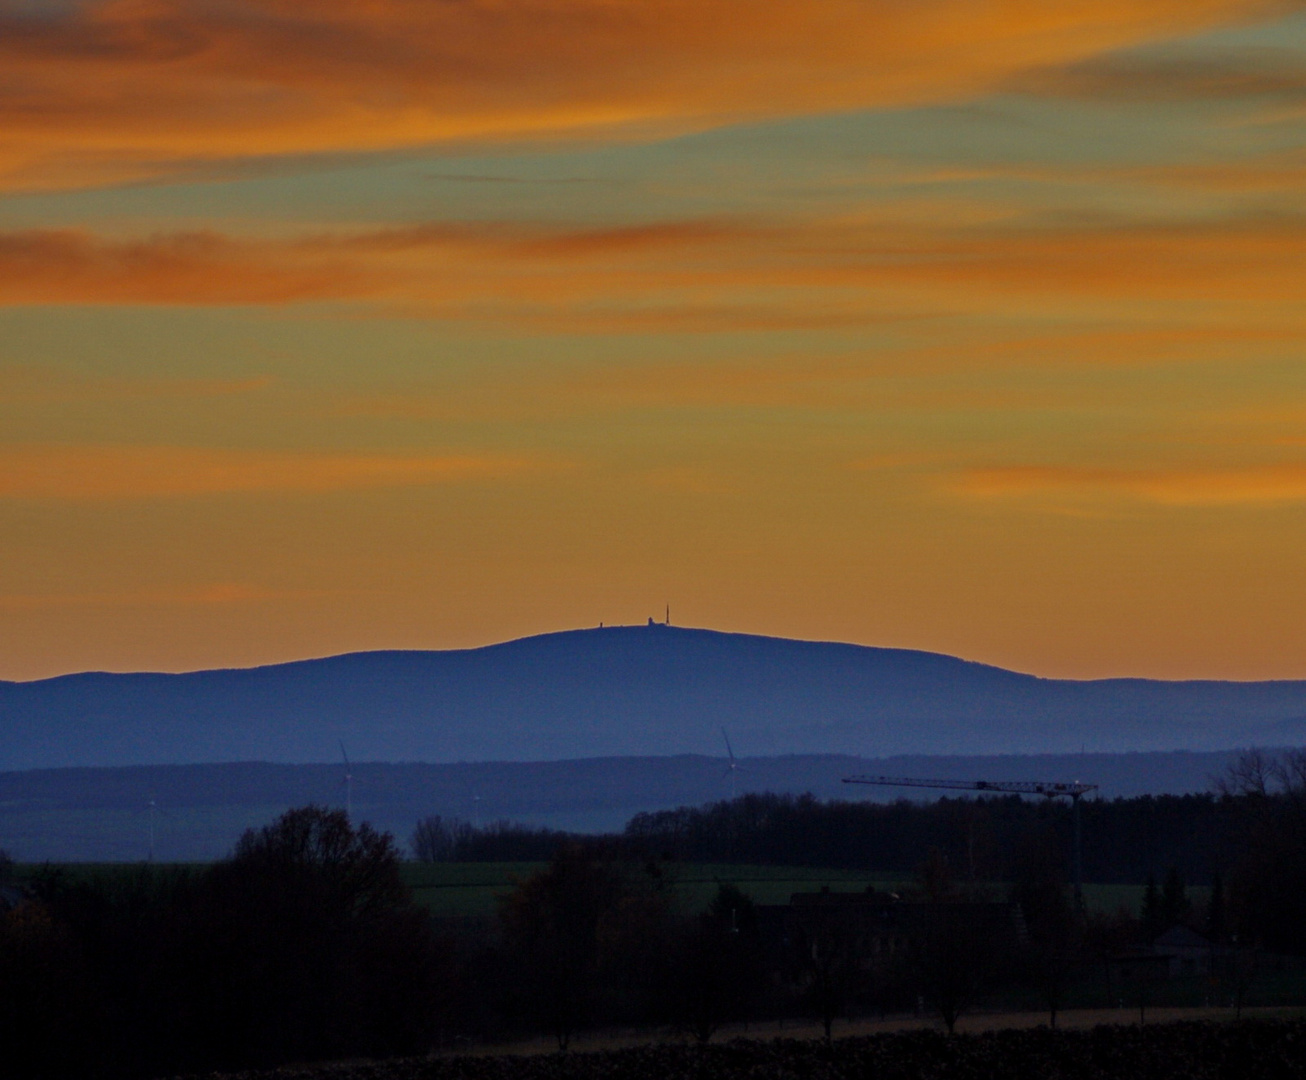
[0,750,1257,861]
[2,625,1304,769]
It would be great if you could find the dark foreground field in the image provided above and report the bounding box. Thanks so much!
[182,1020,1305,1080]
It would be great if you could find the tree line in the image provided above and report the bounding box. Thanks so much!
[413,785,1243,884]
[411,814,571,862]
[620,790,1234,884]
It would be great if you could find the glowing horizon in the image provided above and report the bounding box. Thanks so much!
[7,618,1306,686]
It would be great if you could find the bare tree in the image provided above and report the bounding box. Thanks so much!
[410,815,474,862]
[664,884,764,1043]
[1216,749,1275,798]
[797,901,863,1043]
[912,905,1000,1034]
[1274,748,1306,794]
[498,845,640,1050]
[1010,828,1080,1028]
[1217,750,1306,957]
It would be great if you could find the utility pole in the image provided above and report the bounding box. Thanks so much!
[842,774,1098,910]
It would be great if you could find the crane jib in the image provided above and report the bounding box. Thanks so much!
[839,772,1099,911]
[841,775,1098,798]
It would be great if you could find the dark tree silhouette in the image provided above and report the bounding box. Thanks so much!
[498,845,637,1049]
[1206,871,1227,942]
[624,790,1231,887]
[1141,874,1164,940]
[1161,867,1189,928]
[0,808,447,1079]
[1010,827,1080,1028]
[913,908,979,1034]
[664,883,766,1043]
[412,815,572,861]
[791,894,865,1042]
[178,806,443,1069]
[411,814,475,861]
[1222,750,1306,955]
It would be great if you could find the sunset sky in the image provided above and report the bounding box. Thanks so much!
[3,0,1306,681]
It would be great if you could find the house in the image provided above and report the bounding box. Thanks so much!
[1152,925,1215,978]
[756,886,1027,986]
[1107,925,1221,992]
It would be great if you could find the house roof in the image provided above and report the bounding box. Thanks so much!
[1154,925,1210,949]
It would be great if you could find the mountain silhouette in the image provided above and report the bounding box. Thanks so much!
[2,624,1303,770]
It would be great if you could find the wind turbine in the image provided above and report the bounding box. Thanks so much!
[721,728,746,801]
[339,741,354,821]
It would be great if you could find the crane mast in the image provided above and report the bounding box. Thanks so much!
[842,774,1098,910]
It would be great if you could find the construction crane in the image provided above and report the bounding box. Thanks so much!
[842,774,1098,910]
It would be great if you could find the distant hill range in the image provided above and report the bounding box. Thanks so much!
[0,750,1252,862]
[2,625,1305,770]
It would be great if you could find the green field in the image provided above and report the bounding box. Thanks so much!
[403,862,917,917]
[14,859,1164,919]
[401,863,1160,918]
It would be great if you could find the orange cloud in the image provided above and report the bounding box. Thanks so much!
[1124,151,1306,195]
[0,583,313,610]
[0,229,376,304]
[0,444,540,499]
[2,210,1305,333]
[956,462,1306,505]
[1011,44,1306,103]
[0,0,1277,190]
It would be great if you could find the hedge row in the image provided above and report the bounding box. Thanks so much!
[182,1019,1306,1080]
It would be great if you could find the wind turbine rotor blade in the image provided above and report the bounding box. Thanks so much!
[339,740,351,768]
[721,727,735,763]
